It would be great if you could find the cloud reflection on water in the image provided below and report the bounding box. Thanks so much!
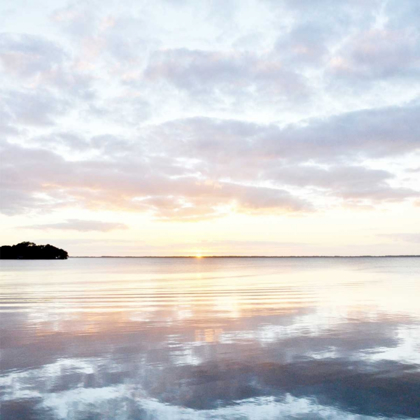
[1,258,420,419]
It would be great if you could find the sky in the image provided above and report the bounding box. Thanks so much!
[0,0,419,256]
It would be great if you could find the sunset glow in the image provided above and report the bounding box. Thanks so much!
[0,0,419,256]
[1,2,420,418]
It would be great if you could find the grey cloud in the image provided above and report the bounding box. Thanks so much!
[331,29,420,81]
[144,49,309,102]
[101,16,160,62]
[262,165,419,202]
[33,132,90,151]
[25,219,128,232]
[274,22,335,68]
[0,33,93,99]
[0,190,54,216]
[0,141,67,191]
[271,0,381,63]
[152,102,420,163]
[50,5,98,38]
[90,134,132,154]
[30,132,137,155]
[278,0,382,40]
[36,0,420,117]
[2,95,419,219]
[264,165,392,187]
[267,103,420,161]
[268,0,420,96]
[0,109,19,137]
[0,33,65,78]
[1,0,420,221]
[137,183,311,221]
[384,0,420,33]
[219,183,311,213]
[0,140,311,219]
[1,89,69,126]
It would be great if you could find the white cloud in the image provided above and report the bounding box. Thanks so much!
[1,0,419,226]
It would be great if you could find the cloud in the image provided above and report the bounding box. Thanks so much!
[1,94,419,219]
[50,4,99,38]
[0,33,65,78]
[1,0,419,222]
[0,190,56,216]
[262,164,419,202]
[0,140,312,219]
[23,219,128,232]
[0,33,94,100]
[1,89,69,126]
[149,101,420,167]
[144,48,310,104]
[330,28,420,81]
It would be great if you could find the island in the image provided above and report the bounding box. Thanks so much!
[0,242,68,259]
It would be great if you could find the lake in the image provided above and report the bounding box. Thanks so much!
[1,257,419,419]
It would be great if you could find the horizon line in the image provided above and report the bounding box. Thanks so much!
[69,255,420,259]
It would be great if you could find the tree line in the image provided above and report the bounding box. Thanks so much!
[0,242,68,259]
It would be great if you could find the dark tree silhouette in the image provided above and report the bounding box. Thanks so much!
[0,242,68,259]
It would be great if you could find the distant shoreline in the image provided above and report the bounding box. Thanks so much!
[69,255,420,259]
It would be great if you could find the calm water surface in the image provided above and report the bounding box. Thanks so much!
[1,257,419,419]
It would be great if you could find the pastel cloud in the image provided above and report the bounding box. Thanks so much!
[0,0,419,224]
[330,29,420,80]
[144,49,310,104]
[0,139,311,219]
[0,33,93,99]
[149,102,420,163]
